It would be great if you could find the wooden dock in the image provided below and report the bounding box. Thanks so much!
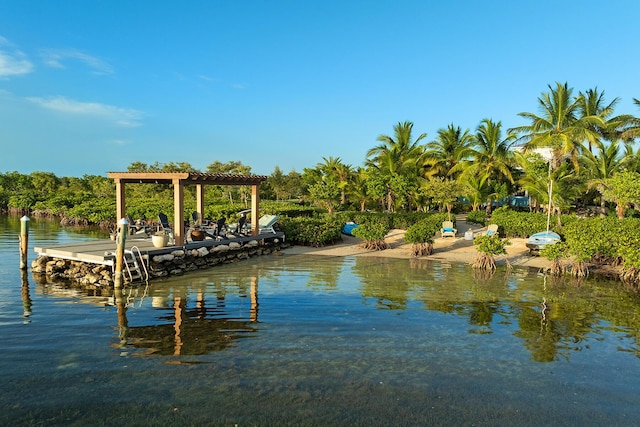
[34,232,286,266]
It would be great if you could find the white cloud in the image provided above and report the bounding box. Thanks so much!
[26,96,144,127]
[0,37,34,78]
[41,48,113,75]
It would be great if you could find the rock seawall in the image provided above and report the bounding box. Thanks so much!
[31,239,288,288]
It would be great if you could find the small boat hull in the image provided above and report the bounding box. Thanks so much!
[526,231,561,252]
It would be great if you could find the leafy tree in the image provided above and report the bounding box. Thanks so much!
[421,177,460,219]
[599,170,640,218]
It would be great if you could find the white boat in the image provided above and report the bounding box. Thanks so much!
[526,231,561,252]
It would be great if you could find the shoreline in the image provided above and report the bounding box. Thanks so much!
[282,228,553,270]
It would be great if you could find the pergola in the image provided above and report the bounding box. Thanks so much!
[107,172,268,246]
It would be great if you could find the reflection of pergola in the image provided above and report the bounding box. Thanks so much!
[107,172,268,246]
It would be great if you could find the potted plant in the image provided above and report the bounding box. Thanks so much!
[152,232,169,248]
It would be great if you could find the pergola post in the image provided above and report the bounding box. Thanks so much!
[173,178,185,246]
[251,184,260,236]
[115,179,125,222]
[196,184,205,223]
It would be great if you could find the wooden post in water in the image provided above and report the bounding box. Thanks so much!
[19,216,30,270]
[113,218,129,289]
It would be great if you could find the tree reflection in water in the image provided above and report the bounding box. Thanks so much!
[349,255,640,362]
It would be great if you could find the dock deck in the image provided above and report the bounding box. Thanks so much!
[34,232,286,266]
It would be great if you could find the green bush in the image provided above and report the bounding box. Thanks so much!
[404,220,440,244]
[351,222,390,241]
[466,210,486,226]
[278,215,342,246]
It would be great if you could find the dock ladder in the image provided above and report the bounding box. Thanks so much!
[123,246,149,284]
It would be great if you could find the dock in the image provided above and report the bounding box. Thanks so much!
[34,232,286,266]
[32,232,287,286]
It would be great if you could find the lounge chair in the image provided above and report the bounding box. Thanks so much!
[257,214,279,234]
[486,224,499,237]
[440,220,457,238]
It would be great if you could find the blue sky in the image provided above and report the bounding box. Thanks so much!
[1,0,639,177]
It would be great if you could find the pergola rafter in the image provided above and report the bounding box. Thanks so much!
[107,172,268,246]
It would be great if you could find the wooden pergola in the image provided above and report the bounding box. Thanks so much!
[107,172,268,246]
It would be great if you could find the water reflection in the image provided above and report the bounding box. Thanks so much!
[20,269,32,320]
[113,276,260,357]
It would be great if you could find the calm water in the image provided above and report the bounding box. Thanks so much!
[1,214,640,426]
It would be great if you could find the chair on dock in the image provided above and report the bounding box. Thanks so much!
[157,212,175,243]
[126,215,152,236]
[215,217,227,237]
[257,214,279,234]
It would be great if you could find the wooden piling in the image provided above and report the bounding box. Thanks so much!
[19,216,30,269]
[113,218,129,289]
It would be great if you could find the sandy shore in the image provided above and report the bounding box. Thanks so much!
[282,219,552,270]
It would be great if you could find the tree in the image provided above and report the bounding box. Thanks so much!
[422,123,474,179]
[455,119,516,215]
[366,121,426,212]
[348,167,370,212]
[317,157,352,206]
[269,166,286,201]
[510,82,603,169]
[581,139,630,216]
[599,170,640,218]
[421,177,460,220]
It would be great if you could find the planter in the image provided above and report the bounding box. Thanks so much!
[191,229,205,241]
[152,233,169,248]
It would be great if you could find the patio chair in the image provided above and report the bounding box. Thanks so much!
[215,216,227,237]
[126,215,152,236]
[257,214,279,234]
[486,224,499,237]
[157,212,175,243]
[440,220,457,238]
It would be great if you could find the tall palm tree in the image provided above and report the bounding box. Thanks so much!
[578,87,636,152]
[366,121,426,211]
[510,82,603,169]
[455,119,516,215]
[421,123,474,178]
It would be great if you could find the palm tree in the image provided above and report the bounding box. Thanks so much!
[348,167,370,212]
[422,123,474,178]
[581,139,631,216]
[366,121,426,212]
[510,82,604,224]
[318,157,352,206]
[455,119,516,215]
[621,98,640,141]
[510,82,603,169]
[577,88,619,149]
